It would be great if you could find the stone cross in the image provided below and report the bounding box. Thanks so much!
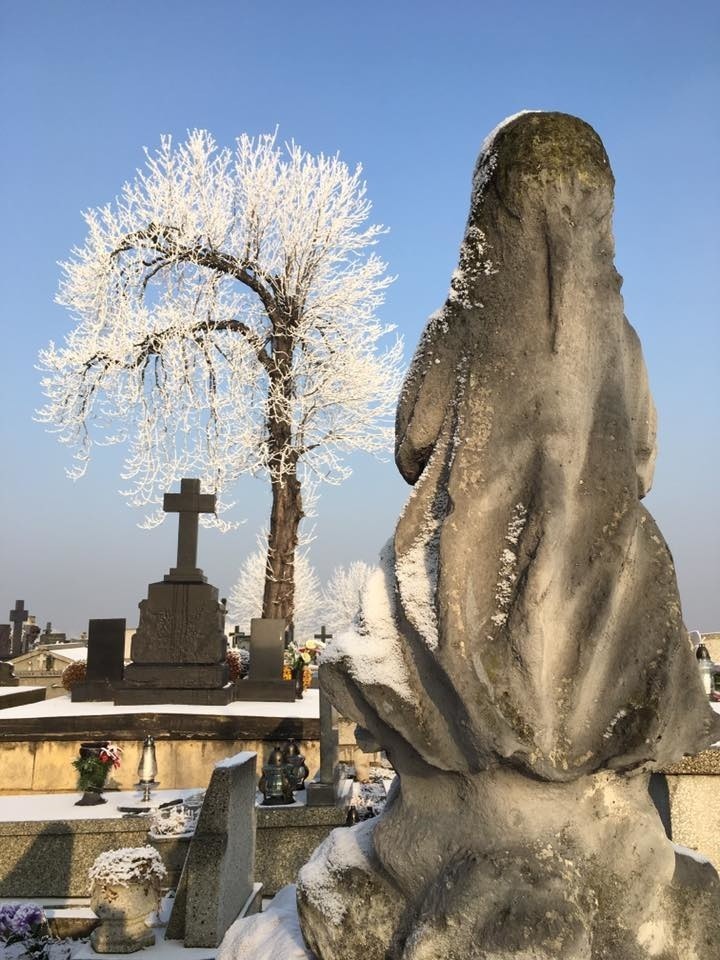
[163,478,216,582]
[9,601,28,658]
[314,625,333,644]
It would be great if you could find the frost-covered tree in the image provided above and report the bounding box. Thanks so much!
[229,541,322,641]
[38,130,403,622]
[323,561,375,632]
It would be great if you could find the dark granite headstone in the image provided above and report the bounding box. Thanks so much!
[115,478,233,706]
[234,618,295,702]
[0,625,11,660]
[72,619,126,702]
[9,601,28,658]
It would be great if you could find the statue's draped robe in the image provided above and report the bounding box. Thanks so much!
[323,113,717,782]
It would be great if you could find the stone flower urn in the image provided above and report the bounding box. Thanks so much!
[88,846,166,954]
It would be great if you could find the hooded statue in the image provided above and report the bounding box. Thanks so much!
[230,112,720,960]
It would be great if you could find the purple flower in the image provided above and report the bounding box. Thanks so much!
[0,902,45,940]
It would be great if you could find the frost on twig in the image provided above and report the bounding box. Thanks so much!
[37,130,404,527]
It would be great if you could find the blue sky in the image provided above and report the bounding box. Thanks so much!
[0,0,718,634]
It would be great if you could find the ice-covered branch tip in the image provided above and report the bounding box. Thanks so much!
[37,130,403,524]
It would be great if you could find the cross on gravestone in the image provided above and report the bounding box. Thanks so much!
[9,601,28,658]
[314,625,333,644]
[163,478,216,583]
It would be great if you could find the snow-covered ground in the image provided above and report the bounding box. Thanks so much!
[0,689,319,720]
[0,789,199,823]
[218,885,311,960]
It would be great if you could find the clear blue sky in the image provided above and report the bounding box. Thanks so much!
[1,0,718,634]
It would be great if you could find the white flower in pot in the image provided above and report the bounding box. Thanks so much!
[88,846,167,953]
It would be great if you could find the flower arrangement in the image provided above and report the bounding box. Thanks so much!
[61,659,86,690]
[284,637,323,691]
[89,846,167,888]
[285,637,324,671]
[0,903,70,960]
[73,741,122,792]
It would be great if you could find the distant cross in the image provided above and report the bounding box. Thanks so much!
[314,625,333,644]
[9,601,28,657]
[163,478,216,581]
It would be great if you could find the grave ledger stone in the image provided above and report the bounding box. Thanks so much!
[116,478,232,705]
[295,113,720,960]
[71,619,126,702]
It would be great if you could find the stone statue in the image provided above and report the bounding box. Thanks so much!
[297,113,720,959]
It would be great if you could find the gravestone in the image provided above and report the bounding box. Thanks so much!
[71,619,126,702]
[228,625,249,651]
[295,113,720,960]
[306,680,340,806]
[116,478,232,705]
[0,624,11,660]
[22,620,41,653]
[9,601,28,658]
[234,618,295,702]
[166,751,261,947]
[41,622,68,645]
[0,661,20,686]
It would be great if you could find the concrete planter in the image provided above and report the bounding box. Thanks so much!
[90,878,159,953]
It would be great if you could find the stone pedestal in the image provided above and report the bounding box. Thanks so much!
[117,579,232,705]
[115,478,233,706]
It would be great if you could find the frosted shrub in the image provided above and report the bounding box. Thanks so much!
[89,846,167,888]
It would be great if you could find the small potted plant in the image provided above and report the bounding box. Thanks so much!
[284,637,324,698]
[72,741,122,806]
[89,846,167,954]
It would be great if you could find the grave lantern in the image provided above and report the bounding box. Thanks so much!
[137,734,159,802]
[695,643,714,697]
[258,745,295,805]
[282,739,309,791]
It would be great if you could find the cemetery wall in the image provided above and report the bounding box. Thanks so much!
[0,737,320,793]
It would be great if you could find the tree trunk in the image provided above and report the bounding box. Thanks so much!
[262,472,303,625]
